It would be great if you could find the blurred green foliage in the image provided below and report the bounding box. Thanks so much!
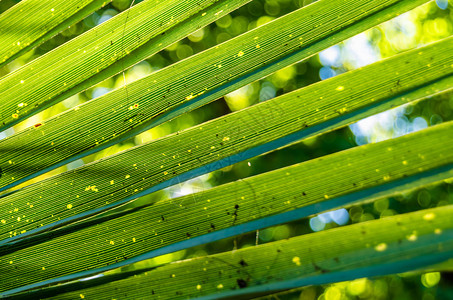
[1,0,452,298]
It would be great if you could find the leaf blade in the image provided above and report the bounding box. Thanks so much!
[1,36,451,243]
[13,203,453,299]
[0,0,251,130]
[1,122,452,293]
[0,0,110,68]
[0,0,432,191]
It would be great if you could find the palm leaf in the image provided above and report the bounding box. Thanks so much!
[0,0,110,68]
[0,0,430,191]
[0,0,251,130]
[10,200,453,299]
[1,121,452,294]
[1,37,450,245]
[0,0,452,298]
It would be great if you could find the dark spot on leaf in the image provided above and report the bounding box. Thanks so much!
[239,259,248,267]
[312,262,329,273]
[237,279,247,288]
[210,223,216,229]
[235,204,239,209]
[161,215,165,221]
[302,192,307,196]
[186,233,191,237]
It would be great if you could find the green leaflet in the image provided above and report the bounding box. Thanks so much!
[0,0,111,68]
[0,36,451,244]
[1,122,452,293]
[0,0,431,192]
[0,0,251,130]
[15,203,453,299]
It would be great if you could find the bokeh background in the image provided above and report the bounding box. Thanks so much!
[1,0,453,299]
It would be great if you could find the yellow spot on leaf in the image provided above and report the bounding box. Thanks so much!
[1,219,5,224]
[407,231,417,241]
[132,237,136,242]
[110,180,114,185]
[197,284,202,290]
[435,228,442,235]
[423,213,435,221]
[336,86,344,91]
[125,175,130,179]
[67,204,73,209]
[85,185,98,192]
[292,256,301,266]
[42,267,46,270]
[80,294,85,299]
[109,240,115,245]
[375,243,387,252]
[238,51,244,57]
[217,284,224,289]
[12,113,19,119]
